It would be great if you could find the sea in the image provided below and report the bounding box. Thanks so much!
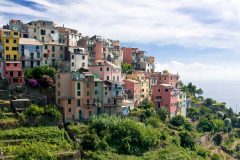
[184,81,240,113]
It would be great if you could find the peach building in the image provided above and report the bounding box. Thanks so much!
[126,71,150,102]
[124,79,141,106]
[56,71,95,122]
[151,84,178,117]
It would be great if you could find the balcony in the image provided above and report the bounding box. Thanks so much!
[155,98,162,102]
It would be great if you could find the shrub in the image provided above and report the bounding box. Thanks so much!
[179,132,196,150]
[14,143,56,160]
[170,115,186,127]
[158,107,168,122]
[197,118,214,132]
[146,117,161,128]
[197,148,208,158]
[81,134,99,151]
[211,153,221,160]
[213,133,222,146]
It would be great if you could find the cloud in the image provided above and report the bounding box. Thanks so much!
[155,61,240,81]
[0,0,240,51]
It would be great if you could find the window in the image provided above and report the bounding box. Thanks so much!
[87,99,90,106]
[40,29,46,35]
[164,77,166,80]
[51,30,55,34]
[6,55,10,60]
[52,53,55,57]
[58,91,60,96]
[37,52,40,58]
[42,37,44,42]
[71,55,74,59]
[12,47,18,51]
[82,55,85,59]
[95,90,98,95]
[87,82,89,88]
[100,67,102,71]
[14,63,17,67]
[72,62,74,66]
[44,54,47,58]
[34,28,36,32]
[6,46,9,51]
[34,36,37,39]
[14,55,17,61]
[95,82,98,87]
[6,63,9,66]
[45,45,48,49]
[52,46,55,52]
[87,91,90,96]
[106,67,109,71]
[106,76,109,80]
[68,108,71,112]
[158,89,160,92]
[10,71,13,77]
[14,32,18,36]
[45,61,47,64]
[82,63,85,67]
[113,76,115,81]
[105,92,107,95]
[77,91,81,96]
[6,39,9,43]
[142,89,144,92]
[58,83,60,87]
[13,39,17,43]
[165,89,168,92]
[68,99,71,104]
[77,99,80,106]
[77,83,80,90]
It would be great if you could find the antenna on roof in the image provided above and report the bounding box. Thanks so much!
[63,24,64,28]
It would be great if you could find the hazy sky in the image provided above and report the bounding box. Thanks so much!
[1,0,240,81]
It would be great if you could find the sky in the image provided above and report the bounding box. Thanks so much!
[0,0,240,81]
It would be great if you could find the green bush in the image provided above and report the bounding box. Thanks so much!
[89,115,159,155]
[14,143,56,160]
[197,148,208,158]
[146,117,161,128]
[179,132,196,150]
[170,115,186,127]
[211,153,221,160]
[158,107,168,122]
[197,118,214,132]
[213,133,222,146]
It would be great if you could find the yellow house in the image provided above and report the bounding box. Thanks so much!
[0,29,20,61]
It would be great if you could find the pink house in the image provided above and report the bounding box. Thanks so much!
[4,62,24,86]
[151,84,178,117]
[124,79,141,106]
[89,60,122,83]
[158,73,179,88]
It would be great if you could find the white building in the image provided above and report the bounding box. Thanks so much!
[70,47,89,72]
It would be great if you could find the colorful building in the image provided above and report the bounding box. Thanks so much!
[55,71,95,122]
[19,38,42,68]
[151,84,178,117]
[126,71,150,102]
[0,29,24,86]
[89,60,122,83]
[124,79,141,106]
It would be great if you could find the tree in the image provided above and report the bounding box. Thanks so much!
[179,131,196,150]
[162,70,169,74]
[158,107,168,122]
[197,118,214,132]
[211,119,225,132]
[205,98,216,107]
[170,115,186,127]
[121,63,133,74]
[187,107,200,121]
[25,104,44,117]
